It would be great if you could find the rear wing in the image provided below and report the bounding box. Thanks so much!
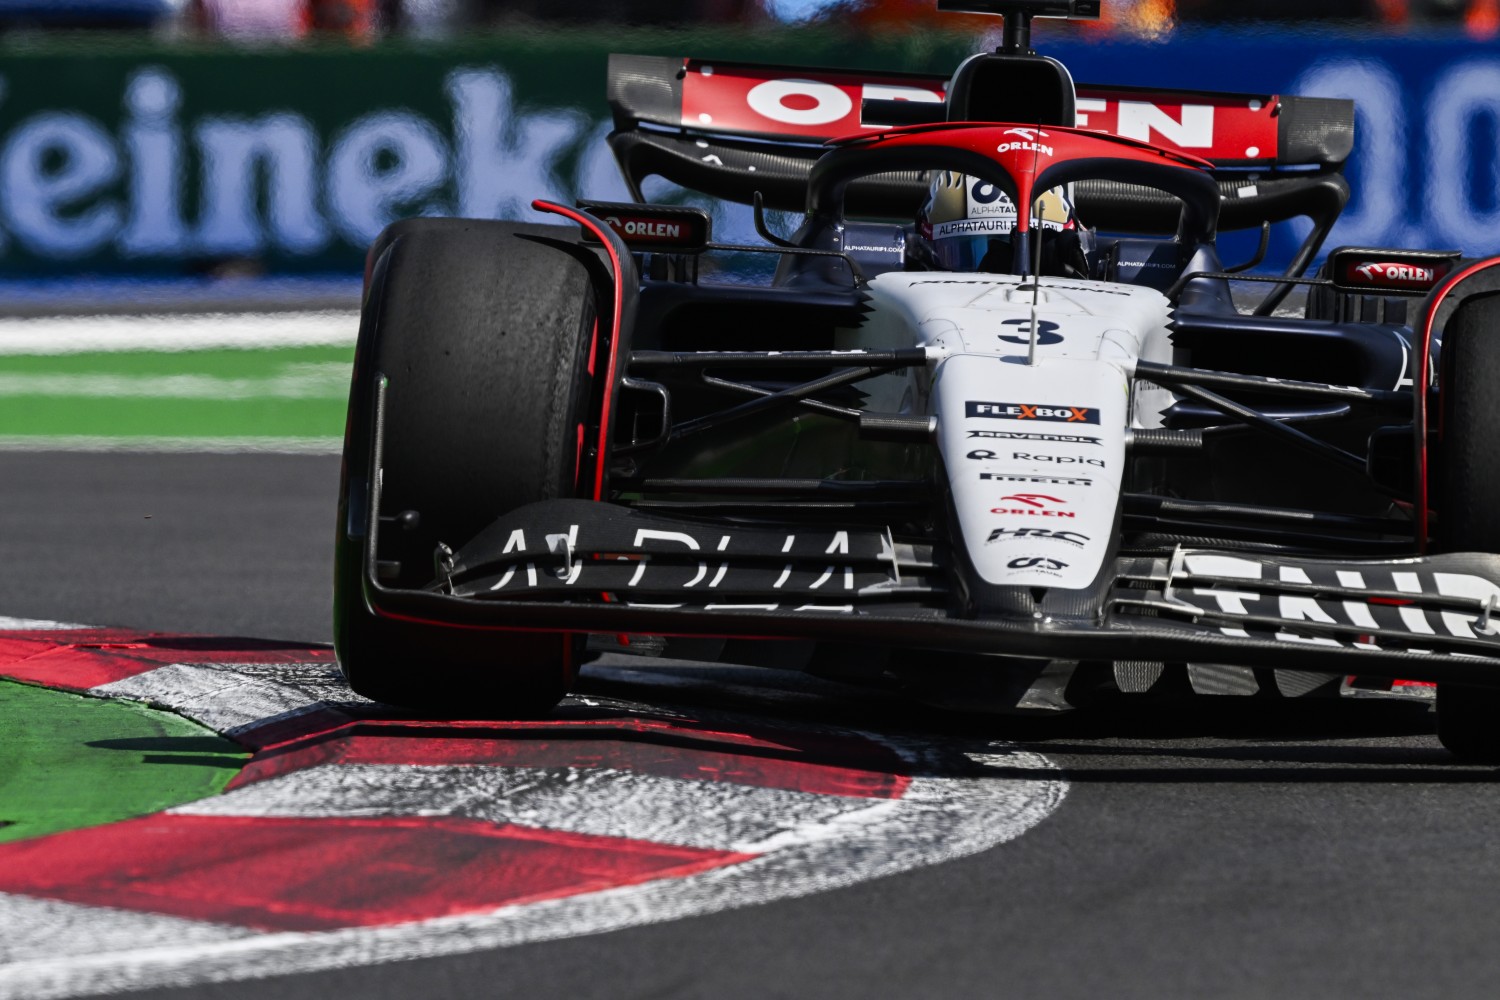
[606,54,1354,236]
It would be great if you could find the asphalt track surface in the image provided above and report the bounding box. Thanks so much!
[5,451,1500,1000]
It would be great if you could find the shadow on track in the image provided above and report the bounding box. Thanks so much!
[574,658,1495,784]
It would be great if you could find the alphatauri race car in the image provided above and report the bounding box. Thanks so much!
[335,0,1500,759]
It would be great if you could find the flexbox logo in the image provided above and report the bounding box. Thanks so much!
[966,401,1098,424]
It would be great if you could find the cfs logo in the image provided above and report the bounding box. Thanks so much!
[970,179,1009,205]
[967,401,1098,424]
[987,527,1090,547]
[1007,556,1068,571]
[998,318,1063,346]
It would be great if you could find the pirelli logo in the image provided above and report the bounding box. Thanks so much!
[965,401,1099,425]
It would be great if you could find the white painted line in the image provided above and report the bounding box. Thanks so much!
[0,311,358,356]
[0,436,343,455]
[0,617,90,630]
[174,762,884,853]
[0,365,350,400]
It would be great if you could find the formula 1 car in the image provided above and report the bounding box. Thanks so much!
[334,0,1500,759]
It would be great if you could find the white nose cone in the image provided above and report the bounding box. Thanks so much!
[935,354,1128,590]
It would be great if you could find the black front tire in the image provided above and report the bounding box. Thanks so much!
[1434,292,1500,761]
[334,217,599,714]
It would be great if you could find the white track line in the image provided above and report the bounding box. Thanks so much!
[0,617,90,630]
[0,312,358,356]
[0,366,350,400]
[0,436,343,454]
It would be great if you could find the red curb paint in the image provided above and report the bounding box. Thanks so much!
[231,731,912,800]
[0,635,170,690]
[0,630,335,692]
[0,813,753,932]
[0,629,153,666]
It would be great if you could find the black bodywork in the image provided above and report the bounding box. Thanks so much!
[341,10,1500,708]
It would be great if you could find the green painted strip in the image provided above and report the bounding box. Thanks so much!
[0,346,353,442]
[0,680,248,843]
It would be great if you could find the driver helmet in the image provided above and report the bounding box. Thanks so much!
[917,171,1077,273]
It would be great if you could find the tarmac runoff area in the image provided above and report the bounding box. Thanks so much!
[0,308,359,453]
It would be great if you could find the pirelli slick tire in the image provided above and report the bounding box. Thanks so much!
[1434,293,1500,762]
[334,217,598,714]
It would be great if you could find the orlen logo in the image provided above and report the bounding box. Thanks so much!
[966,401,1099,424]
[990,493,1076,518]
[605,216,685,241]
[1351,260,1438,288]
[996,127,1053,158]
[701,71,944,134]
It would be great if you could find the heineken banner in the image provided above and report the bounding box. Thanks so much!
[0,30,1495,277]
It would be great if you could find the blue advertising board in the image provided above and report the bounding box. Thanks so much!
[0,29,1492,276]
[1045,31,1500,265]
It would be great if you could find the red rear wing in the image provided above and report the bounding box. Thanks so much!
[677,61,1296,166]
[606,54,1355,233]
[613,55,1352,169]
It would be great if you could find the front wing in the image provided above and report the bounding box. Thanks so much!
[361,499,1500,689]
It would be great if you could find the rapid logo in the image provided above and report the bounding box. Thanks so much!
[987,527,1090,547]
[966,402,1099,424]
[1012,451,1105,468]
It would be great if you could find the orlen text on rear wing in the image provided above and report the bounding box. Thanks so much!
[606,54,1354,241]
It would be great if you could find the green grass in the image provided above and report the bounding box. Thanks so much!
[0,680,248,843]
[0,346,354,442]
